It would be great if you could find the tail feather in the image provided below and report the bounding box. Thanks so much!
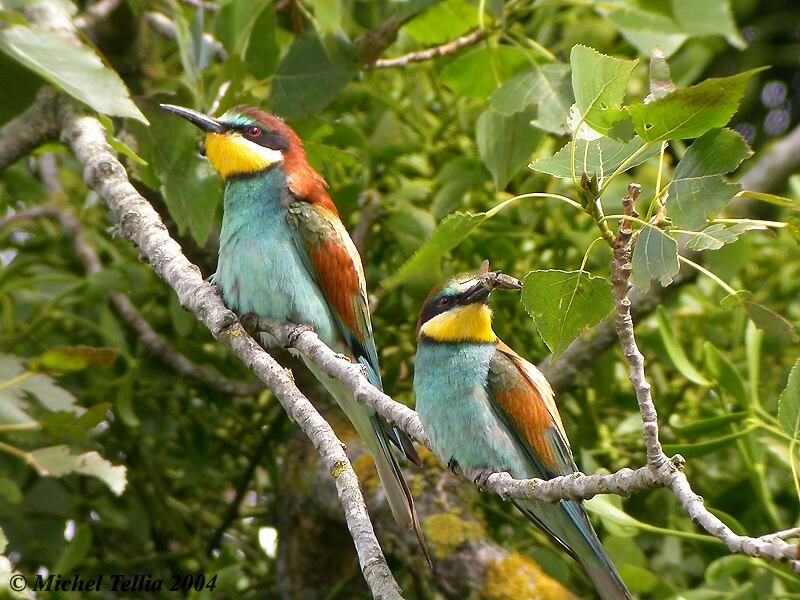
[517,499,630,600]
[305,358,430,565]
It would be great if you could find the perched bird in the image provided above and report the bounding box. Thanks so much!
[414,267,630,599]
[160,104,426,558]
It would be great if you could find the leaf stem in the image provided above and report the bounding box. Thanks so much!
[0,440,48,475]
[677,255,739,297]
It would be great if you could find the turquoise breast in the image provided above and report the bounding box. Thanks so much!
[414,341,528,476]
[213,167,337,346]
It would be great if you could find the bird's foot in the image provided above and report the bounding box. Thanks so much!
[286,323,315,347]
[240,313,261,336]
[447,458,460,476]
[474,468,504,491]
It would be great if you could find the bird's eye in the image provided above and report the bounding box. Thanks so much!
[437,296,451,307]
[246,126,261,137]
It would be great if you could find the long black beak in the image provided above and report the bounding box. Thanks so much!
[459,271,522,305]
[159,104,228,134]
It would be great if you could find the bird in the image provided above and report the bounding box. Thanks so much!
[159,103,427,560]
[413,266,631,599]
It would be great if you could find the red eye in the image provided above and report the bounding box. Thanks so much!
[437,296,451,307]
[246,126,261,137]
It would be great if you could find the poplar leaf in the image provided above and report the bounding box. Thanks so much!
[779,359,800,440]
[0,26,147,123]
[570,45,638,139]
[631,227,679,293]
[628,69,762,141]
[521,270,614,360]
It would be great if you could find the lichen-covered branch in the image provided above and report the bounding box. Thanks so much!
[0,87,60,171]
[611,184,666,467]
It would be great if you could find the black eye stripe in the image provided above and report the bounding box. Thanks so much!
[239,126,290,152]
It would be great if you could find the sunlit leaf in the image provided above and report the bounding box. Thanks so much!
[521,270,614,360]
[404,0,480,44]
[0,26,147,123]
[631,227,680,293]
[30,346,118,373]
[441,47,530,99]
[530,136,659,178]
[685,222,766,251]
[570,45,638,138]
[490,64,573,135]
[628,69,762,141]
[30,446,127,496]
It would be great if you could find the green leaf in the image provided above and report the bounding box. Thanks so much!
[570,45,638,138]
[668,129,751,228]
[530,136,659,178]
[606,7,686,58]
[40,403,112,435]
[521,270,614,360]
[743,301,799,343]
[631,227,679,293]
[671,0,743,46]
[477,106,541,189]
[382,198,516,289]
[30,446,127,495]
[245,2,279,79]
[704,342,748,407]
[778,360,800,440]
[0,26,147,123]
[668,411,746,436]
[54,524,91,574]
[30,346,118,373]
[404,0,480,45]
[272,32,358,120]
[440,47,530,99]
[705,556,756,583]
[140,109,221,246]
[21,374,80,414]
[656,306,711,385]
[685,222,767,251]
[584,496,640,537]
[663,428,753,458]
[628,69,762,141]
[0,478,22,504]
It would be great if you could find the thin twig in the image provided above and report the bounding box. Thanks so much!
[351,191,383,256]
[368,29,485,69]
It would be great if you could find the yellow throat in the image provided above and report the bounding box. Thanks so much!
[420,304,496,343]
[204,132,283,180]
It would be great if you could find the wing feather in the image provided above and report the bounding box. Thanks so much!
[488,340,577,478]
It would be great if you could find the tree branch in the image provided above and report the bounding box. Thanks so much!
[368,29,485,70]
[0,87,60,171]
[740,124,800,194]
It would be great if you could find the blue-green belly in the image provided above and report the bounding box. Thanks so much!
[213,172,337,347]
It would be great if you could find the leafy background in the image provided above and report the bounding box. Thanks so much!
[2,0,800,598]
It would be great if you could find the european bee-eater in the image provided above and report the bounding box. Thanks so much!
[160,104,426,558]
[414,269,630,599]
